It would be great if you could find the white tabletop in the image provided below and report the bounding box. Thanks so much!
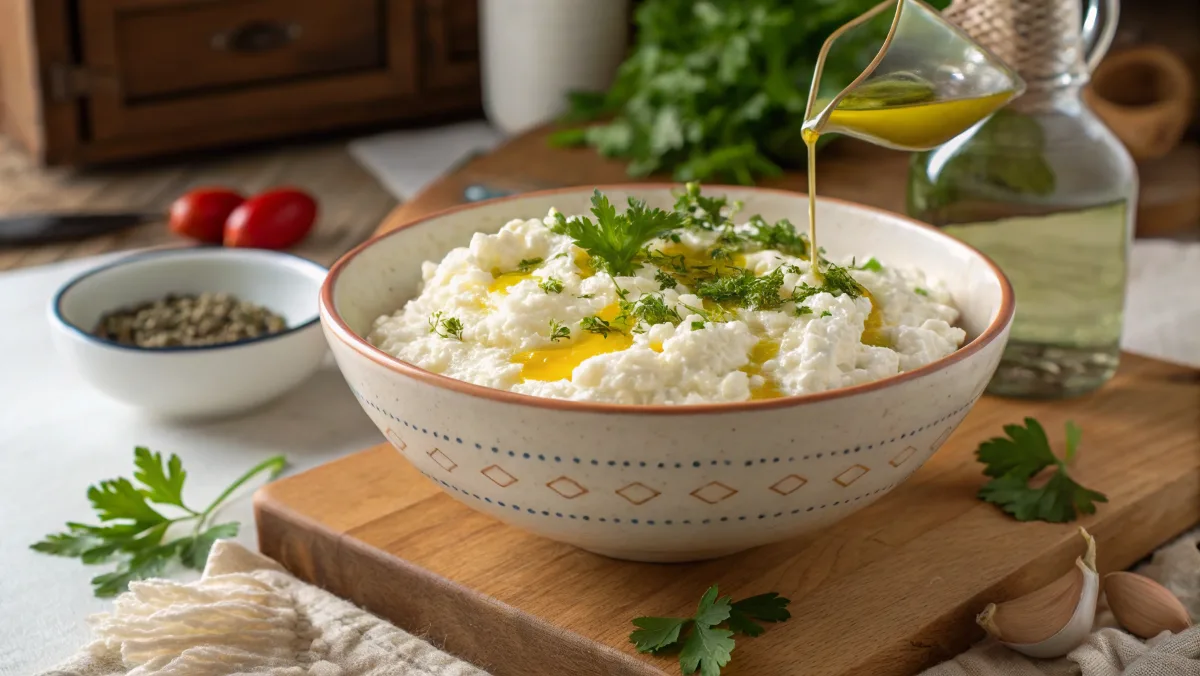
[1,242,1198,675]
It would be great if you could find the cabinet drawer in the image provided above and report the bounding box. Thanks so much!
[78,0,417,141]
[422,0,479,90]
[114,0,385,100]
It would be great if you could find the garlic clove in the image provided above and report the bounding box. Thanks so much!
[1104,572,1193,639]
[977,527,1099,659]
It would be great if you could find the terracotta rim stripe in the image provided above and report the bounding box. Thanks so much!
[319,183,1015,416]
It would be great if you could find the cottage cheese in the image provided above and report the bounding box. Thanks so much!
[368,210,966,405]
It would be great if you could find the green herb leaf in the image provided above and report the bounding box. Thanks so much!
[428,311,465,340]
[539,277,564,294]
[581,315,620,338]
[655,269,679,290]
[551,191,683,276]
[517,257,544,272]
[691,320,706,330]
[132,447,188,509]
[549,319,571,342]
[820,310,832,318]
[976,419,1107,523]
[796,306,813,316]
[32,449,287,597]
[697,267,786,311]
[680,623,735,676]
[631,616,689,653]
[857,257,884,273]
[914,287,929,297]
[727,592,792,637]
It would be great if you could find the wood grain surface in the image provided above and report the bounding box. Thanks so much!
[256,355,1200,676]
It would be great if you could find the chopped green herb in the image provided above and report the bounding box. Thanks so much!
[549,319,571,342]
[691,321,706,330]
[914,287,929,297]
[709,247,732,261]
[745,215,808,257]
[858,257,884,273]
[31,448,286,597]
[624,294,683,327]
[697,267,786,311]
[655,269,679,290]
[820,310,832,318]
[645,248,690,274]
[796,306,813,316]
[539,277,565,294]
[429,311,465,340]
[673,182,739,231]
[550,191,683,276]
[576,293,594,299]
[630,585,791,676]
[517,257,544,272]
[581,315,620,338]
[976,419,1107,523]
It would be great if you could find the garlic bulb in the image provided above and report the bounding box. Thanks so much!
[978,527,1099,658]
[1105,572,1193,639]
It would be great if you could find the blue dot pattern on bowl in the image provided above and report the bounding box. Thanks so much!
[350,388,977,525]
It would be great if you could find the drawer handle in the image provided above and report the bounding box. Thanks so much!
[211,21,302,53]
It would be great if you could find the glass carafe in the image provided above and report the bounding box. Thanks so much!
[908,0,1136,399]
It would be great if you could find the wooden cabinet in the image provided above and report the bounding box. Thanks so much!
[0,0,481,165]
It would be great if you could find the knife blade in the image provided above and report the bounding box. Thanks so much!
[0,212,161,246]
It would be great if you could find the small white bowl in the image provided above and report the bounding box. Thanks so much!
[321,185,1015,562]
[50,247,328,419]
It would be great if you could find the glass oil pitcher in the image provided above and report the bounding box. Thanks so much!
[908,0,1135,399]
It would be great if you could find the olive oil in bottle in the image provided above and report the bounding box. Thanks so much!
[908,0,1135,399]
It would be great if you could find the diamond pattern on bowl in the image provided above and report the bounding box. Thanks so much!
[690,481,737,504]
[481,464,517,487]
[616,482,661,505]
[890,446,916,467]
[769,474,807,496]
[834,464,869,487]
[546,476,588,499]
[428,448,457,472]
[385,428,407,451]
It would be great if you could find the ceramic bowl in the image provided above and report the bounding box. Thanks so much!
[321,186,1014,562]
[50,247,328,419]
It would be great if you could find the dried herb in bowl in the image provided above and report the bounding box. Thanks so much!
[92,292,287,348]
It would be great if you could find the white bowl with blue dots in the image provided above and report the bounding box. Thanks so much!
[320,185,1014,562]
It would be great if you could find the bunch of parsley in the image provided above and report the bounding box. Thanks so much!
[553,0,950,184]
[31,448,286,597]
[631,585,791,675]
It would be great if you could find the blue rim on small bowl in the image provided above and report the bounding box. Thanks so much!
[50,246,328,353]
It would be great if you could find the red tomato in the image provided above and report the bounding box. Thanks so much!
[223,188,318,250]
[168,188,245,243]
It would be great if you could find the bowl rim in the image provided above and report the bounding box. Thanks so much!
[320,183,1015,415]
[51,246,328,354]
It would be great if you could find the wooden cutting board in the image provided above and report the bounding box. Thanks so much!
[256,126,1200,675]
[256,355,1200,675]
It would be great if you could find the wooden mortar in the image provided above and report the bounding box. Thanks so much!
[1085,45,1196,162]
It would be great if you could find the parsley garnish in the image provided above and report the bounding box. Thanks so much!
[673,182,738,231]
[581,315,621,338]
[691,320,706,330]
[548,319,571,342]
[857,257,884,272]
[576,293,594,299]
[914,287,929,296]
[820,310,832,317]
[31,448,286,597]
[517,257,544,272]
[630,585,791,675]
[428,311,465,340]
[796,306,813,316]
[551,191,683,276]
[539,277,564,294]
[622,294,683,328]
[709,247,732,261]
[697,267,786,311]
[745,215,808,257]
[655,269,679,290]
[793,264,866,304]
[977,418,1107,523]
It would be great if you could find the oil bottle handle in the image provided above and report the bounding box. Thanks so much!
[1082,0,1119,72]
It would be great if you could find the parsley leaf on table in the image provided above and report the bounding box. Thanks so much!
[552,191,683,276]
[976,419,1107,523]
[31,449,286,597]
[630,585,790,675]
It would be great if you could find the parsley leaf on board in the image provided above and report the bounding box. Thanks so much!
[31,450,286,597]
[976,419,1107,523]
[551,191,683,276]
[630,585,790,675]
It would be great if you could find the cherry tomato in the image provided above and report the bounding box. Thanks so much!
[168,188,245,244]
[223,187,318,250]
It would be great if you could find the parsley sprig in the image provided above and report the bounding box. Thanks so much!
[31,448,286,597]
[428,311,465,340]
[631,585,791,675]
[551,191,683,276]
[976,418,1107,523]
